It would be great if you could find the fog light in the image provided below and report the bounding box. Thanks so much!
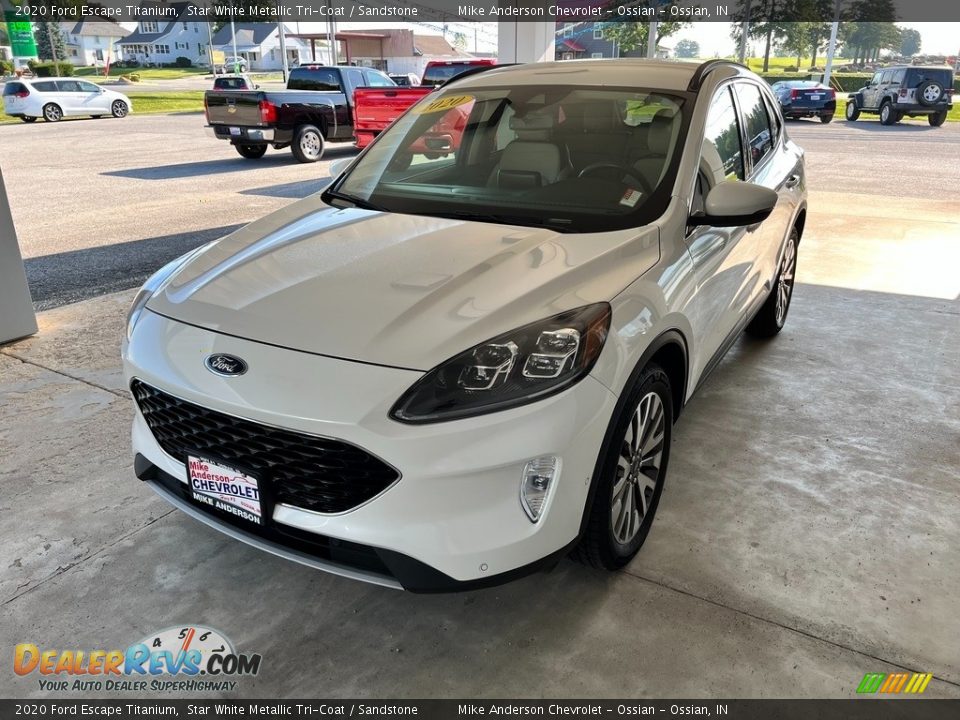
[520,456,559,523]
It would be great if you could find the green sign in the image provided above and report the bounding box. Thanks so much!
[4,13,38,58]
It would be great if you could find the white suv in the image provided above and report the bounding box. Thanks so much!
[3,77,132,122]
[123,60,807,591]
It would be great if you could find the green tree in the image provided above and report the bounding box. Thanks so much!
[34,21,66,62]
[602,2,692,54]
[900,27,921,57]
[674,39,700,58]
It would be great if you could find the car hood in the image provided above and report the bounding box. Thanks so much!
[147,194,660,370]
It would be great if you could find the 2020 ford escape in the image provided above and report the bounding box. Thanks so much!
[123,59,807,591]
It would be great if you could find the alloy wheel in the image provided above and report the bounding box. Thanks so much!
[776,235,797,327]
[923,85,941,103]
[43,104,62,122]
[611,391,665,545]
[112,101,128,118]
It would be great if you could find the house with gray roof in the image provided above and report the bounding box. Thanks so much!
[211,23,309,71]
[116,3,210,67]
[59,21,131,66]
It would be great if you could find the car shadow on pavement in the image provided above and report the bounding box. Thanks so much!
[26,223,243,311]
[101,145,360,180]
[240,178,332,199]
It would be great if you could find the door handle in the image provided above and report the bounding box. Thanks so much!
[785,174,801,189]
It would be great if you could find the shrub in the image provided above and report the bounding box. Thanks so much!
[0,59,14,75]
[30,61,75,77]
[175,56,192,68]
[120,73,142,83]
[783,65,798,72]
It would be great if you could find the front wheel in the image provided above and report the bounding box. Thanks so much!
[929,110,947,127]
[43,103,63,122]
[574,364,672,570]
[111,100,129,118]
[820,113,834,124]
[746,227,798,338]
[845,100,860,121]
[291,124,324,163]
[235,144,267,159]
[879,102,896,125]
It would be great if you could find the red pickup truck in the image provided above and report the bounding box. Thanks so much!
[353,59,495,150]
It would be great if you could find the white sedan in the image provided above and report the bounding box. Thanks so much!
[124,59,806,591]
[2,78,132,122]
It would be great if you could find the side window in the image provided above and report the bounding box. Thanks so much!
[702,87,744,184]
[891,69,905,85]
[734,83,774,172]
[762,91,782,144]
[880,70,892,84]
[288,68,342,92]
[78,81,100,93]
[871,72,882,85]
[56,80,83,93]
[32,81,57,93]
[364,71,394,88]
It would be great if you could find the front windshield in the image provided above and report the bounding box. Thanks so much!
[332,85,688,233]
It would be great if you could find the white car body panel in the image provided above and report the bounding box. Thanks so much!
[2,78,131,119]
[124,59,808,589]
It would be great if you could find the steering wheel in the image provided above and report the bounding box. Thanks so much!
[577,162,654,197]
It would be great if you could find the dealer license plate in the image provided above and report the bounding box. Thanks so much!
[229,126,241,136]
[187,455,262,526]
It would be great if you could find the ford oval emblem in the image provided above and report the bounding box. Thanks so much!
[205,354,248,377]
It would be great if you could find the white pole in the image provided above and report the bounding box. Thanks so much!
[230,18,239,71]
[206,22,215,74]
[823,21,839,87]
[647,21,658,58]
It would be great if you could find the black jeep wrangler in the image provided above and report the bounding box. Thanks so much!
[846,65,954,126]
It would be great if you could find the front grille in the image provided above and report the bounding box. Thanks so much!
[131,380,400,514]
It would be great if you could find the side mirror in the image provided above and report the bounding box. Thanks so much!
[696,181,778,228]
[329,158,351,177]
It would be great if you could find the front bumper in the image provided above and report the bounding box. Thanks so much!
[205,125,275,142]
[123,310,616,590]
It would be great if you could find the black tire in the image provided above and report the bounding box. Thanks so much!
[573,364,673,570]
[929,110,947,127]
[21,116,37,123]
[42,103,63,122]
[111,100,129,118]
[235,144,267,159]
[916,80,944,106]
[291,124,324,163]
[879,102,896,125]
[746,227,799,338]
[820,113,834,124]
[845,100,860,121]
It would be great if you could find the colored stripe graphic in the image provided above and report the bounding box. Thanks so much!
[857,672,932,694]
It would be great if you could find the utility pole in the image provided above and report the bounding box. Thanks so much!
[206,22,215,74]
[823,0,842,88]
[230,18,239,70]
[738,0,752,64]
[278,22,289,82]
[647,22,658,58]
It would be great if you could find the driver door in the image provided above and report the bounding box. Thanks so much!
[862,71,883,109]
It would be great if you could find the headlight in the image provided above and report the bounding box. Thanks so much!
[390,303,611,423]
[125,244,212,340]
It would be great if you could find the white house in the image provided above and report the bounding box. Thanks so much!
[60,21,132,66]
[116,2,210,67]
[211,23,309,71]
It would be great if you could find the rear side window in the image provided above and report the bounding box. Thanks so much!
[363,70,395,87]
[734,83,775,171]
[3,82,27,96]
[57,80,84,93]
[702,86,744,183]
[891,69,906,84]
[421,63,476,88]
[908,68,952,87]
[288,67,342,92]
[880,71,892,84]
[32,81,58,92]
[215,78,247,90]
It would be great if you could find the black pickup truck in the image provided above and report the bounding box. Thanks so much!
[204,65,396,163]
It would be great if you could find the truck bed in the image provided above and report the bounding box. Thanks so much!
[353,87,433,148]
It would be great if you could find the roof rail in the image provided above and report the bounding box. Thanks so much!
[687,59,749,92]
[438,63,518,88]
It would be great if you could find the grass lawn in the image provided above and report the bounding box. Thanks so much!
[75,66,212,80]
[126,90,205,114]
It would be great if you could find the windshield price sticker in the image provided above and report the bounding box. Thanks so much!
[414,95,474,115]
[620,189,643,207]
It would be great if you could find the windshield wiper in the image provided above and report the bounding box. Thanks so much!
[324,189,388,213]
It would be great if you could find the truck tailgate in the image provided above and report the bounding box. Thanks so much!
[204,90,266,127]
[353,87,433,146]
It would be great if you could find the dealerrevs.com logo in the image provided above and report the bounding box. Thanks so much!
[14,625,261,693]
